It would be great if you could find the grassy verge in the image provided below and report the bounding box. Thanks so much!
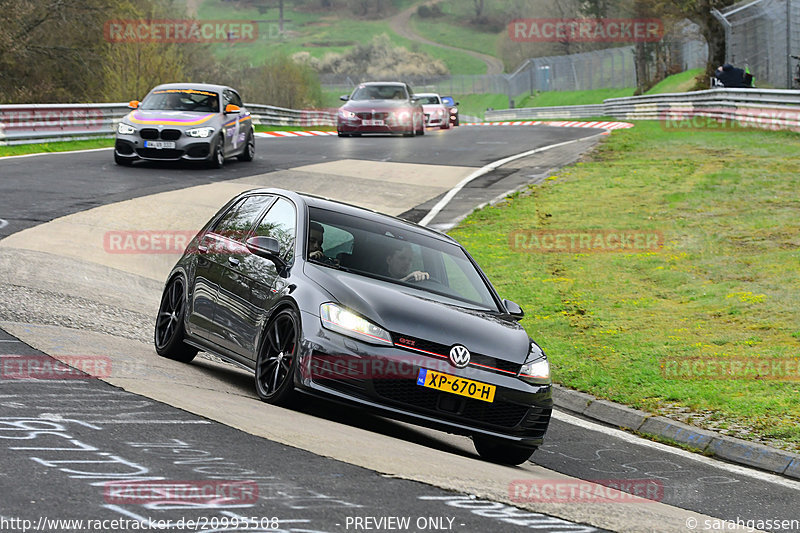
[645,69,704,94]
[448,121,800,451]
[0,138,114,157]
[517,88,635,108]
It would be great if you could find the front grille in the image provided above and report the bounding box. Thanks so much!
[373,379,529,428]
[160,129,181,140]
[136,148,183,159]
[356,112,389,120]
[140,128,181,140]
[392,334,520,375]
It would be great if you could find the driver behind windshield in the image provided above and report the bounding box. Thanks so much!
[385,241,429,282]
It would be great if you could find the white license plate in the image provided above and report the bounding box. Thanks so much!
[144,141,176,149]
[362,119,384,126]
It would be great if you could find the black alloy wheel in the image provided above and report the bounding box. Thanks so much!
[255,308,300,405]
[237,132,255,161]
[154,277,198,363]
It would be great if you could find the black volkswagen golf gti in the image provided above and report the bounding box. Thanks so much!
[155,189,552,464]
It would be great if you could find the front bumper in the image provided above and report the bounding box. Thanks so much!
[114,135,214,162]
[296,312,552,446]
[337,116,413,135]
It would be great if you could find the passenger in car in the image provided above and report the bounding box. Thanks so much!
[308,221,326,260]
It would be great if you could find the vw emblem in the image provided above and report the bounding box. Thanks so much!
[449,345,470,368]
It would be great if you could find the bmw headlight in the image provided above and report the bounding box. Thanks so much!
[117,122,135,135]
[338,110,356,119]
[518,341,550,383]
[320,303,392,345]
[185,127,214,138]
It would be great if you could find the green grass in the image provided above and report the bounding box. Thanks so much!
[448,122,800,451]
[645,69,704,94]
[197,1,487,74]
[0,138,113,157]
[409,10,500,58]
[254,124,335,132]
[518,88,635,108]
[450,93,511,119]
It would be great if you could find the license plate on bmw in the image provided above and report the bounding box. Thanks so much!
[144,140,176,149]
[417,369,495,403]
[362,119,384,126]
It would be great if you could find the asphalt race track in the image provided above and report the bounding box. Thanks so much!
[1,125,798,533]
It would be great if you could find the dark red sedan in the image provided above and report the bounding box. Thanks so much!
[337,82,425,137]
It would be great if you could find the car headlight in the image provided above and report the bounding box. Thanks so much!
[338,110,356,119]
[320,303,392,345]
[185,127,215,138]
[451,107,458,114]
[518,341,550,383]
[117,122,135,135]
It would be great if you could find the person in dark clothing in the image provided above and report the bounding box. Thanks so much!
[714,64,752,88]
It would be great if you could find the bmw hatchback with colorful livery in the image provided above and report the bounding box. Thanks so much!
[114,83,255,168]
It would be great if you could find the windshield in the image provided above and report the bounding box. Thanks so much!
[140,89,220,112]
[419,96,441,105]
[441,97,455,106]
[307,207,500,311]
[350,85,407,101]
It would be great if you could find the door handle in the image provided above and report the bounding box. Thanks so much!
[228,256,240,267]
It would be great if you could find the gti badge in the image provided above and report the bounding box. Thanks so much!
[449,345,470,368]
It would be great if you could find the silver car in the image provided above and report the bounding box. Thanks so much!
[114,83,255,168]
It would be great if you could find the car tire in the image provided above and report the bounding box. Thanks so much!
[472,435,536,465]
[338,131,350,137]
[416,116,425,136]
[237,132,255,162]
[114,152,133,166]
[154,277,198,363]
[454,117,460,127]
[255,308,300,405]
[208,137,224,169]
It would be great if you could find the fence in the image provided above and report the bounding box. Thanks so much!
[484,88,800,131]
[712,0,800,88]
[0,103,336,146]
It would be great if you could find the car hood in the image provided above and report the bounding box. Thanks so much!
[341,100,415,112]
[125,109,219,128]
[305,264,530,363]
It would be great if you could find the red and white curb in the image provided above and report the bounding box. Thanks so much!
[465,120,634,133]
[253,121,634,139]
[255,130,337,138]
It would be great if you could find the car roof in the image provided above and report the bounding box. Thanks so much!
[149,83,233,94]
[357,81,408,87]
[415,93,441,97]
[239,188,457,244]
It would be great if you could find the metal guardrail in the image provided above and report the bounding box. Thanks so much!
[0,103,336,146]
[485,88,800,131]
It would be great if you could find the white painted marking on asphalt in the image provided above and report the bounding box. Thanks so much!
[419,134,604,227]
[0,147,113,161]
[85,420,212,424]
[0,219,7,230]
[0,339,21,342]
[552,410,800,490]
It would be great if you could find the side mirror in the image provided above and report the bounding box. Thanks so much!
[339,95,349,101]
[246,236,286,270]
[503,299,524,320]
[128,100,139,109]
[224,104,241,114]
[455,102,460,106]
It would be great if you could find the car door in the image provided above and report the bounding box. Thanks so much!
[215,196,297,361]
[187,196,246,340]
[222,89,246,156]
[193,194,274,348]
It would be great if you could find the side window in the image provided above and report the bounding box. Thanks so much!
[212,195,273,242]
[229,91,243,107]
[254,198,296,262]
